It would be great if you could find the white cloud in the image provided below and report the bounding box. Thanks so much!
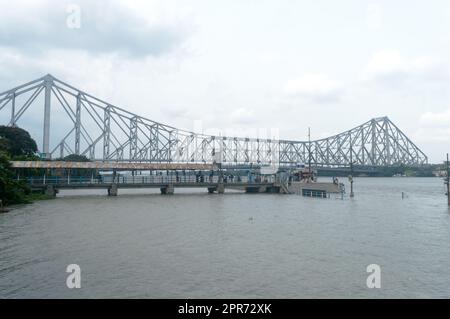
[230,107,255,125]
[361,55,450,160]
[415,127,450,143]
[363,50,449,84]
[419,109,450,128]
[414,110,450,151]
[283,74,343,103]
[365,50,405,77]
[0,0,192,57]
[367,3,382,31]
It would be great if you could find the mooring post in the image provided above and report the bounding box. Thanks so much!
[44,185,57,198]
[349,175,354,198]
[447,153,449,206]
[108,184,118,197]
[217,183,225,194]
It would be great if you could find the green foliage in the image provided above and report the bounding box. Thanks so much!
[0,126,37,157]
[62,154,91,162]
[0,151,31,206]
[12,154,41,161]
[24,192,54,202]
[376,165,436,177]
[0,138,9,153]
[319,165,438,177]
[0,126,39,207]
[59,154,95,177]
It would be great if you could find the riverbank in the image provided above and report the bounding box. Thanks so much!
[0,192,54,213]
[24,192,55,203]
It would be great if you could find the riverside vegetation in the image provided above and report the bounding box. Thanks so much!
[0,125,94,208]
[0,126,45,207]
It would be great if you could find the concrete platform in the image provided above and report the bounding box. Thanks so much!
[288,182,343,195]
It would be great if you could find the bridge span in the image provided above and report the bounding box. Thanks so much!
[0,74,428,167]
[27,179,282,197]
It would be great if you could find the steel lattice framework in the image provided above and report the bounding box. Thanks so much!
[0,74,428,166]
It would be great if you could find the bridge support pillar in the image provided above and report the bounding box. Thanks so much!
[245,187,258,193]
[161,185,174,195]
[244,186,270,193]
[217,183,225,194]
[266,186,279,193]
[108,184,118,196]
[44,185,57,198]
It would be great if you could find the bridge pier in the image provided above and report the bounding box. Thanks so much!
[160,185,174,195]
[44,185,58,198]
[245,186,265,193]
[108,184,118,196]
[266,186,280,193]
[217,183,225,194]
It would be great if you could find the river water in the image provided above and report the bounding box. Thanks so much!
[1,177,449,298]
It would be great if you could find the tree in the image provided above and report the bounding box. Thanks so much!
[0,127,38,206]
[62,154,93,177]
[0,137,9,153]
[0,151,30,206]
[0,126,38,157]
[62,154,91,162]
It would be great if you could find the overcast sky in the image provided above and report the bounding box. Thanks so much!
[0,0,449,162]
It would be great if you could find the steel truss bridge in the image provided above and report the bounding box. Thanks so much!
[0,74,428,167]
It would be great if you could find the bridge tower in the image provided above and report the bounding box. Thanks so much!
[43,74,53,159]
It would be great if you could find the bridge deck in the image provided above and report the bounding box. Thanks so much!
[28,182,276,190]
